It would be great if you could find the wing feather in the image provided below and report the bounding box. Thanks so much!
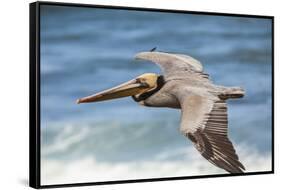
[135,51,204,77]
[179,94,245,173]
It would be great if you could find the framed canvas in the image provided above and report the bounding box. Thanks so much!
[29,1,274,188]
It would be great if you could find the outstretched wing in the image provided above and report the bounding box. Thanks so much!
[179,94,245,173]
[135,51,207,79]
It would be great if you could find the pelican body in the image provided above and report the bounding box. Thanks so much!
[77,51,245,173]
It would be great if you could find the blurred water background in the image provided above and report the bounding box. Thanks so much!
[40,5,272,185]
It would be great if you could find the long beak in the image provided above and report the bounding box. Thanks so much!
[77,78,148,104]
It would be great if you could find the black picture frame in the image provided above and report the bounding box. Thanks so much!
[29,1,274,189]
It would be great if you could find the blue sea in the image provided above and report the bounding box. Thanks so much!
[40,5,272,185]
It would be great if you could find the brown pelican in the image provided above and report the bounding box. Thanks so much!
[77,51,245,173]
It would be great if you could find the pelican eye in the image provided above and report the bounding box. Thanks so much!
[135,78,141,83]
[136,78,149,88]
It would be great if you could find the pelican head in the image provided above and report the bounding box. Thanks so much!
[76,73,159,104]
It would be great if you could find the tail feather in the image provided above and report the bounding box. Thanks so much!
[219,87,245,99]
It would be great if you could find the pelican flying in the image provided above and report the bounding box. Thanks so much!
[77,51,245,173]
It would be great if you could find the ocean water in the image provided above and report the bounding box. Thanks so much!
[40,5,272,185]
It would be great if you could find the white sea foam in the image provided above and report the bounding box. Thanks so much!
[41,121,272,185]
[41,144,271,185]
[42,125,89,156]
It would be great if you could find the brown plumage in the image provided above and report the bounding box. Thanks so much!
[78,51,245,173]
